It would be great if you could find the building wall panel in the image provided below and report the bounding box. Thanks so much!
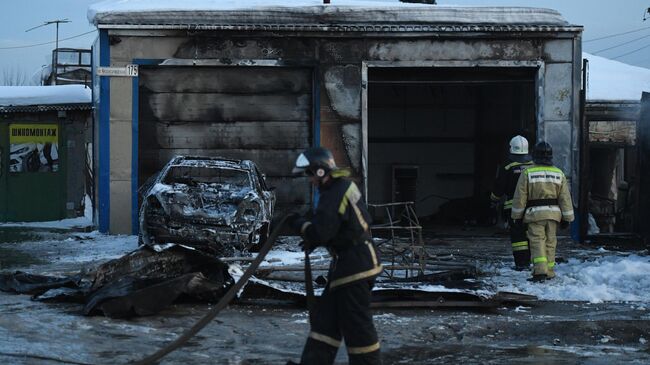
[544,63,573,122]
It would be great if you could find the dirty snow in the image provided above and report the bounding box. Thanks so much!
[584,52,650,101]
[0,85,91,106]
[3,230,650,304]
[0,216,92,230]
[0,192,92,230]
[483,252,650,303]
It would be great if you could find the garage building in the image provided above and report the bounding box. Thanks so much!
[89,1,583,235]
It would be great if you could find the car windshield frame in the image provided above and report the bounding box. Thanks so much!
[162,164,253,189]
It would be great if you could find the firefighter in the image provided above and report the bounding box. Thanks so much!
[490,135,534,271]
[511,141,574,282]
[287,147,382,365]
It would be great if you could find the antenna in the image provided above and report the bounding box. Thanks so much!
[26,19,71,85]
[644,7,650,21]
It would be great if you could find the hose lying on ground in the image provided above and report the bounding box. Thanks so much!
[129,214,290,365]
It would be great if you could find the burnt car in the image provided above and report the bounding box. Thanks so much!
[138,156,275,256]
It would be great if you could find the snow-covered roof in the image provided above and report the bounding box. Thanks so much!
[0,85,91,107]
[584,52,650,101]
[88,0,571,29]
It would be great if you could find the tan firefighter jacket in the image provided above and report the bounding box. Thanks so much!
[511,165,574,223]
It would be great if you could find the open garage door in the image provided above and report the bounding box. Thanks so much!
[138,66,313,217]
[367,67,537,236]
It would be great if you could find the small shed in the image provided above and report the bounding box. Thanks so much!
[89,0,584,235]
[0,85,92,222]
[581,53,650,241]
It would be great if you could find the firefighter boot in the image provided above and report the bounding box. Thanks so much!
[527,274,547,283]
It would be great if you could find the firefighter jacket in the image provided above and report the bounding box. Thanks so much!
[299,170,382,290]
[511,164,575,224]
[490,156,533,211]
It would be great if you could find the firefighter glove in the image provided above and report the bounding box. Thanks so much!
[560,220,570,230]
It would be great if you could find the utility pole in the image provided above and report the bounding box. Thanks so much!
[26,19,70,85]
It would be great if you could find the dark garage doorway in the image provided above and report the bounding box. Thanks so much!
[367,67,537,235]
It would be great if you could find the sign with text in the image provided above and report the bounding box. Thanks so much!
[96,64,139,77]
[9,124,59,173]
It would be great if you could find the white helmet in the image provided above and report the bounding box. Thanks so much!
[509,135,529,155]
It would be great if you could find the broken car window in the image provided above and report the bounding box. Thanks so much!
[163,166,251,188]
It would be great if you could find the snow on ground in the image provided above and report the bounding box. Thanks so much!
[0,216,92,230]
[0,196,93,230]
[0,85,91,106]
[3,230,650,304]
[483,251,650,303]
[53,232,137,264]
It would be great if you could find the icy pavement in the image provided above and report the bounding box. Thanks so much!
[1,232,649,364]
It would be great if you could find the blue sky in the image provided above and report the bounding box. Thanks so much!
[1,0,649,84]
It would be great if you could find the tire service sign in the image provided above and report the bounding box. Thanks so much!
[9,124,59,173]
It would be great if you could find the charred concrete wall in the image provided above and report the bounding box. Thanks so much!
[104,31,581,234]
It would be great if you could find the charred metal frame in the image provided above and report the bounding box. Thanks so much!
[128,57,321,234]
[368,201,425,279]
[361,60,545,201]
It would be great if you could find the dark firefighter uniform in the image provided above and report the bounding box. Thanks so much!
[295,169,383,365]
[491,158,533,270]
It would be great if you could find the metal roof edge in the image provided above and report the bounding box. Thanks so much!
[0,103,93,114]
[97,23,583,33]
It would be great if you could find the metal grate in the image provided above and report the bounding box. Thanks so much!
[368,201,425,280]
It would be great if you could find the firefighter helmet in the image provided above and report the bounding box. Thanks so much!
[292,147,337,178]
[532,141,553,165]
[509,135,529,155]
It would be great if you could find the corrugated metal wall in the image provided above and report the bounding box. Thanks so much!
[138,66,313,213]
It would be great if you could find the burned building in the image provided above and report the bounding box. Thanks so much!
[581,53,650,242]
[89,1,583,235]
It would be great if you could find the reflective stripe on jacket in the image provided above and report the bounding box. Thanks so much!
[491,158,533,210]
[301,171,382,289]
[511,165,574,223]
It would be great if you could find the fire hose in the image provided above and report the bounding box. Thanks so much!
[130,214,303,365]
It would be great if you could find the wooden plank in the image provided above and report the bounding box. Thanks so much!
[139,121,311,150]
[141,93,311,122]
[588,121,636,145]
[139,67,312,94]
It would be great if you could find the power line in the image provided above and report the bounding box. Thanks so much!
[0,30,97,50]
[584,26,650,43]
[592,33,650,54]
[612,42,650,59]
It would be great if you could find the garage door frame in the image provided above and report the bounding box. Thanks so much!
[361,60,545,202]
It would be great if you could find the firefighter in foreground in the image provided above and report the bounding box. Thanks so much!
[491,135,534,271]
[287,147,382,365]
[511,141,574,282]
